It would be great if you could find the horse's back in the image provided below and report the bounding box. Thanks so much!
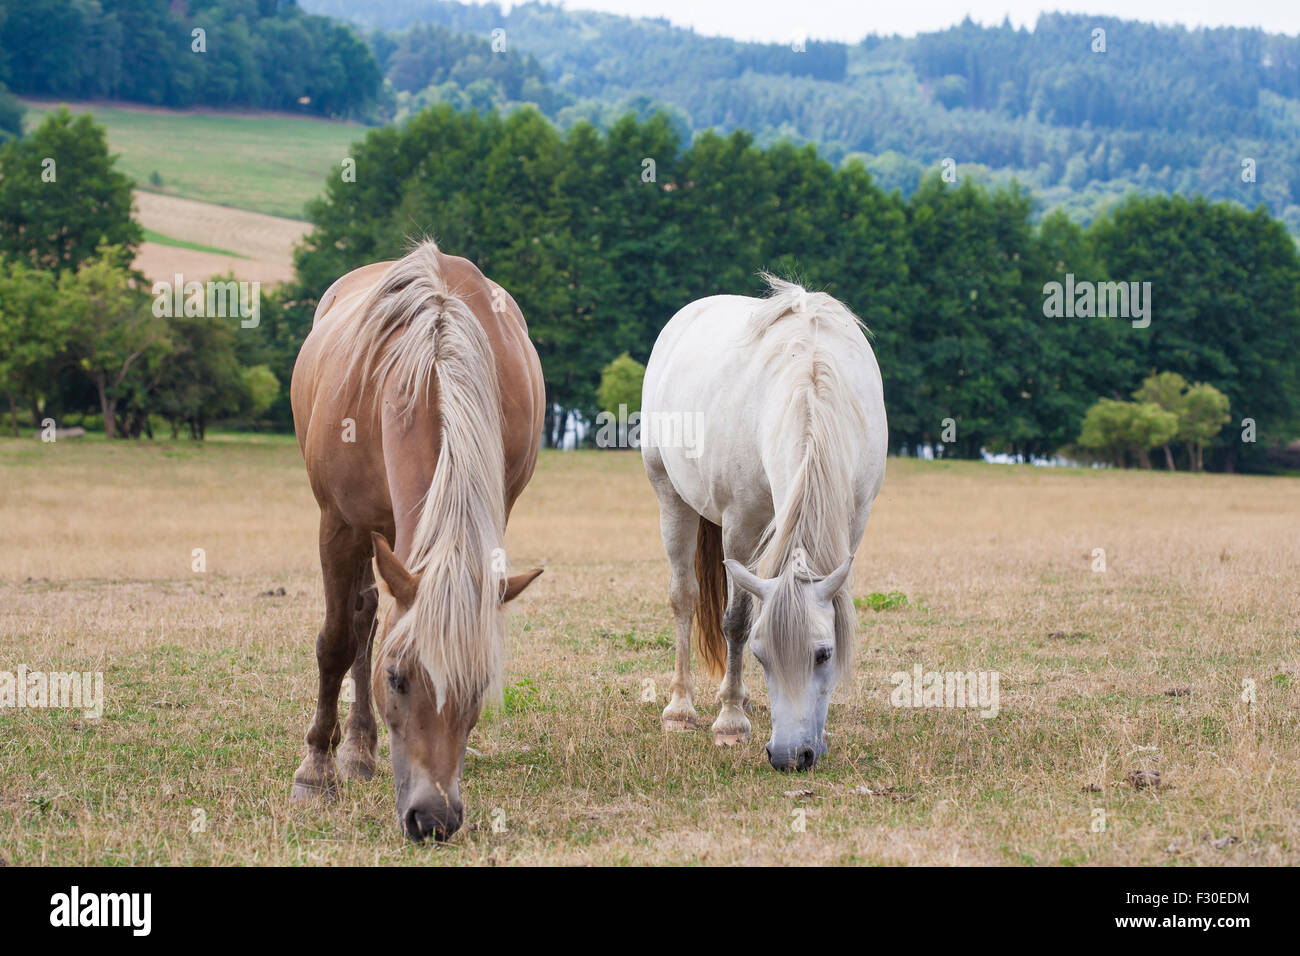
[292,260,389,443]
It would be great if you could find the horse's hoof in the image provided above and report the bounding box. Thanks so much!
[290,780,337,803]
[337,758,375,782]
[713,731,750,747]
[661,714,697,732]
[291,752,340,801]
[336,743,376,781]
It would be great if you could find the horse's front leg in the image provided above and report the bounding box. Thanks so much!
[712,589,752,745]
[336,560,378,781]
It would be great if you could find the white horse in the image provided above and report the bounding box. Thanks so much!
[641,276,888,771]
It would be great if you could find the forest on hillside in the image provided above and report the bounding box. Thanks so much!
[304,0,1300,234]
[0,0,381,118]
[6,2,1297,233]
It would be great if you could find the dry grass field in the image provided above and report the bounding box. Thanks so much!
[0,437,1297,865]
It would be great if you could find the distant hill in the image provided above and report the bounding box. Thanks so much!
[303,0,1300,233]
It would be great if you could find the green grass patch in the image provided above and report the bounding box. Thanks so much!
[141,228,246,258]
[855,590,910,611]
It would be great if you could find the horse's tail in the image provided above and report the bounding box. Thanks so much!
[693,517,727,678]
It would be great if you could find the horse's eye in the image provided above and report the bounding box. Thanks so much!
[386,668,407,694]
[814,647,832,666]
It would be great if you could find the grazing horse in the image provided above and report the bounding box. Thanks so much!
[290,241,544,840]
[641,276,887,771]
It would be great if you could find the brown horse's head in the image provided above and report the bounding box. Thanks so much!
[369,532,541,842]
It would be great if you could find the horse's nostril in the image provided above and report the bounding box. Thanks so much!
[769,747,795,772]
[797,747,816,771]
[407,807,445,841]
[404,805,462,842]
[404,807,433,842]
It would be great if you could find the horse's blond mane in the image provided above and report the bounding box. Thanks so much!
[746,274,867,695]
[332,241,507,712]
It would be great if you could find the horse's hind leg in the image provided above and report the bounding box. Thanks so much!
[337,559,378,781]
[650,480,700,732]
[291,512,364,801]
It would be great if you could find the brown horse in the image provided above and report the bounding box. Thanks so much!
[289,241,544,841]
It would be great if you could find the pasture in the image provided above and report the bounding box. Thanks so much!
[0,438,1296,865]
[22,100,361,219]
[22,101,327,284]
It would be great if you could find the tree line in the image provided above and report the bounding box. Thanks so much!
[279,103,1300,470]
[2,104,1297,471]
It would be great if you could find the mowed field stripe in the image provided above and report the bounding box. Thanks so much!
[132,190,309,285]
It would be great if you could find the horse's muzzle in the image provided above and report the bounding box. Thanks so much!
[767,743,818,772]
[403,803,463,842]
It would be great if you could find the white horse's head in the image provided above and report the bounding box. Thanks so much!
[724,555,855,771]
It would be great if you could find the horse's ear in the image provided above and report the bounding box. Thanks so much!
[501,567,543,604]
[371,532,418,606]
[813,555,854,603]
[724,559,775,602]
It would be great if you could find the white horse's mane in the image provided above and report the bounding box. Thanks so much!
[328,241,507,712]
[744,274,867,694]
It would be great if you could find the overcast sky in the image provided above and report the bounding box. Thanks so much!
[495,1,1299,42]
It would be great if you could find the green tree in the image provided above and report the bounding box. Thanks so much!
[1180,382,1231,472]
[596,353,645,415]
[1078,398,1178,468]
[241,365,281,420]
[1132,371,1189,470]
[0,108,142,272]
[153,313,245,440]
[59,251,166,438]
[0,259,65,435]
[0,83,23,143]
[903,175,1095,459]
